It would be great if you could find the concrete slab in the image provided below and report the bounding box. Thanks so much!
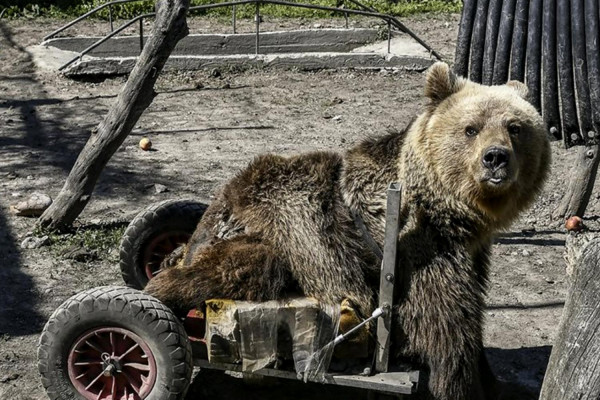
[32,28,435,76]
[42,29,381,57]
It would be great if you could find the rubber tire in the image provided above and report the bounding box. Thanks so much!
[37,286,193,400]
[119,199,207,289]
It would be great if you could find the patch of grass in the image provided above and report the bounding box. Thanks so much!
[1,0,461,20]
[43,224,126,263]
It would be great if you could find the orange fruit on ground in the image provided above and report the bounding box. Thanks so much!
[139,137,152,151]
[565,216,584,232]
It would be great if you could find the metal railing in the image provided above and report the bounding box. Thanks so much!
[43,0,442,72]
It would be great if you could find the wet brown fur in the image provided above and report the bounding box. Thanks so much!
[145,62,551,400]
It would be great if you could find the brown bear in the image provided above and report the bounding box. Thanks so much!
[144,62,550,400]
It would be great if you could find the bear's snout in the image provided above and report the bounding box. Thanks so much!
[479,145,515,187]
[482,146,509,172]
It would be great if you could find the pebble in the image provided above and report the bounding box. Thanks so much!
[10,192,52,217]
[0,373,19,383]
[522,249,532,257]
[154,184,169,194]
[332,115,342,122]
[20,235,50,249]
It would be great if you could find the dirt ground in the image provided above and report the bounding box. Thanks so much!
[0,12,592,400]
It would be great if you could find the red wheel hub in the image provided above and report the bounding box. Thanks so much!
[68,327,157,400]
[143,231,191,280]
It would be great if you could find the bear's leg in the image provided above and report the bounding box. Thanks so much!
[425,349,500,400]
[144,234,294,316]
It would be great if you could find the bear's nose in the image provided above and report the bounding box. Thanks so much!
[482,147,509,171]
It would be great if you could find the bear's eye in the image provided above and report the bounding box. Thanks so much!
[508,124,521,135]
[465,126,478,137]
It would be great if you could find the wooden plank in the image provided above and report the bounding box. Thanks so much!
[374,182,402,373]
[539,237,600,399]
[194,359,418,394]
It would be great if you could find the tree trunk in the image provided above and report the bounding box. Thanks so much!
[553,145,600,220]
[539,235,600,400]
[37,0,190,231]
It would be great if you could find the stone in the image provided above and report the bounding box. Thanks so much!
[154,184,169,194]
[11,192,52,217]
[20,235,50,249]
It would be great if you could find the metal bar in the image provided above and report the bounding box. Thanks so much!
[387,19,391,54]
[232,5,237,34]
[570,0,593,146]
[344,5,349,29]
[526,0,543,111]
[469,0,490,82]
[59,13,153,71]
[492,0,517,84]
[139,17,144,52]
[557,0,578,141]
[255,1,260,55]
[55,0,442,71]
[194,359,418,394]
[509,0,529,81]
[454,0,477,77]
[585,0,600,143]
[43,0,138,41]
[332,307,383,346]
[482,0,502,85]
[109,4,114,32]
[375,182,402,373]
[344,0,442,60]
[542,0,561,139]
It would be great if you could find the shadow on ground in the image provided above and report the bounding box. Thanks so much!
[487,345,552,400]
[187,368,372,400]
[0,208,44,336]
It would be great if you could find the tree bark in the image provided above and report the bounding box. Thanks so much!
[539,236,600,400]
[37,0,190,230]
[553,145,600,220]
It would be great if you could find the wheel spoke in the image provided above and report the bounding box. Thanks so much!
[74,361,103,366]
[123,362,150,372]
[95,382,106,400]
[85,370,105,391]
[76,372,87,380]
[110,375,116,399]
[110,331,115,357]
[85,340,106,354]
[122,370,141,395]
[118,343,139,361]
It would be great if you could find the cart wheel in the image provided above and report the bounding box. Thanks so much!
[120,199,207,289]
[38,286,193,400]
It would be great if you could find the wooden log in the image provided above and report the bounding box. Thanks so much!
[509,0,529,81]
[556,0,578,138]
[553,146,600,219]
[469,0,490,82]
[37,0,190,230]
[553,0,600,219]
[539,236,600,400]
[541,0,561,139]
[454,0,477,78]
[492,0,517,85]
[481,0,503,85]
[525,0,543,111]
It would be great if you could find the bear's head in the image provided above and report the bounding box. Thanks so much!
[405,62,551,228]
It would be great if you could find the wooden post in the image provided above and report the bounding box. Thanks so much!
[37,0,190,230]
[553,145,600,219]
[539,236,600,400]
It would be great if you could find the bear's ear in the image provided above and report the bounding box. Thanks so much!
[424,62,464,104]
[506,80,529,99]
